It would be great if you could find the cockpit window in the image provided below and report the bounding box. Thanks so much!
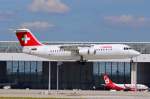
[124,47,132,50]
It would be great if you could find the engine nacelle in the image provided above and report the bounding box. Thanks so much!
[79,48,96,55]
[79,49,89,55]
[89,48,96,55]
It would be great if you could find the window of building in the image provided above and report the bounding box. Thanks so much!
[19,61,24,73]
[99,62,106,75]
[12,61,19,73]
[93,62,98,75]
[31,61,37,73]
[125,62,130,75]
[105,62,111,75]
[37,61,42,75]
[7,61,12,75]
[25,61,30,73]
[118,62,124,76]
[112,62,118,75]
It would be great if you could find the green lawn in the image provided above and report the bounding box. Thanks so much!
[0,97,70,99]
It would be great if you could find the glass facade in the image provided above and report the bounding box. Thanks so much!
[0,61,131,90]
[2,61,94,89]
[6,61,43,89]
[93,62,131,89]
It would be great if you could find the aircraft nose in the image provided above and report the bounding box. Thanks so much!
[132,50,140,56]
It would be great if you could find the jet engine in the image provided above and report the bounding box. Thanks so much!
[79,49,89,55]
[79,48,96,55]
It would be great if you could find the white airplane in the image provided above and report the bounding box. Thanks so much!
[103,74,149,91]
[15,29,140,62]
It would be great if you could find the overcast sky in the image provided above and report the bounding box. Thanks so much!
[1,0,150,42]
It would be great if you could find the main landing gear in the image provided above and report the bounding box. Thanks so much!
[77,55,87,65]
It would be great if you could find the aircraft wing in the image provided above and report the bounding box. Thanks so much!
[59,44,92,50]
[124,84,131,91]
[59,44,93,55]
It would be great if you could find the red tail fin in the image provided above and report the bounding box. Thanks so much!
[16,29,42,46]
[103,74,113,85]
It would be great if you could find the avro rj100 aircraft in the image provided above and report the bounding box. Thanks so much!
[103,74,149,91]
[16,29,140,62]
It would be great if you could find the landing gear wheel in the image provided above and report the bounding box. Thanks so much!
[77,56,87,65]
[130,57,134,63]
[80,55,84,62]
[130,59,134,63]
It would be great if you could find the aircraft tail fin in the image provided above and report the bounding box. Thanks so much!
[103,74,113,85]
[103,74,127,91]
[16,29,43,46]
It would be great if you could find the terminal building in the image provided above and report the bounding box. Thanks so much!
[0,41,150,90]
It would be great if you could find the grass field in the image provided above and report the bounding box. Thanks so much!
[0,97,70,99]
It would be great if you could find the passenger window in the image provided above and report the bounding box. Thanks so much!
[31,48,37,51]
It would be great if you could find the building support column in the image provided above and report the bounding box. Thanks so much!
[57,62,63,90]
[56,63,59,90]
[131,62,137,90]
[48,61,51,91]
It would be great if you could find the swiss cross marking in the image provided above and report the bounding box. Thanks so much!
[22,34,30,44]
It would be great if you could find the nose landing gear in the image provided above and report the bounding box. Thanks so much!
[130,57,134,63]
